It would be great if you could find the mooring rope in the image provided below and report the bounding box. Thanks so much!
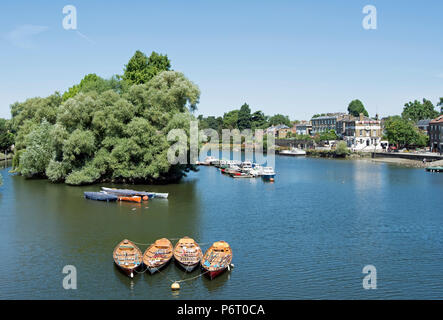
[130,241,154,246]
[175,270,211,284]
[129,239,211,247]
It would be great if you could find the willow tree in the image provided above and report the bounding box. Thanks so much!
[13,69,200,185]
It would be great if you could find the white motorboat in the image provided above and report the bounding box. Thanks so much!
[261,167,276,181]
[199,156,218,166]
[279,147,306,156]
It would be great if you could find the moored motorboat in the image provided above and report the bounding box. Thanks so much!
[143,238,173,274]
[84,192,118,202]
[279,147,306,156]
[173,236,203,272]
[214,159,227,168]
[113,239,143,278]
[261,167,276,181]
[221,163,241,175]
[240,161,253,172]
[198,156,218,166]
[201,241,233,280]
[230,172,255,178]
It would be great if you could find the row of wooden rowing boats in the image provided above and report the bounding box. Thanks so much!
[113,237,232,280]
[84,187,169,202]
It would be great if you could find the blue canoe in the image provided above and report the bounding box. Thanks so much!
[101,187,169,199]
[84,192,118,202]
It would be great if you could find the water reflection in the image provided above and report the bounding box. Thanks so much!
[2,157,443,299]
[201,271,230,293]
[113,264,142,293]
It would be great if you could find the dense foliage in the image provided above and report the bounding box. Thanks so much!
[383,116,428,148]
[347,99,369,117]
[62,74,121,102]
[0,118,14,152]
[122,51,171,87]
[198,106,291,135]
[316,129,338,142]
[334,141,350,156]
[438,98,443,114]
[11,51,200,185]
[402,99,439,122]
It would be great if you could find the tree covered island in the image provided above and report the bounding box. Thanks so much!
[10,51,200,185]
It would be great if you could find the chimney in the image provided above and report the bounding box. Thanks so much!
[359,113,364,121]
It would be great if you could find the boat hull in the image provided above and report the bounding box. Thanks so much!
[202,267,227,280]
[261,174,275,181]
[279,153,306,156]
[175,260,199,272]
[114,262,139,278]
[84,192,118,202]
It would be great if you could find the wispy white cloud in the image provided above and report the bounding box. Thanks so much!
[4,24,49,48]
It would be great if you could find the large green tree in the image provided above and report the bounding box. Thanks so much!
[347,99,369,117]
[268,114,291,127]
[384,116,428,148]
[122,50,171,86]
[222,110,239,129]
[237,103,252,130]
[251,110,268,129]
[402,99,439,122]
[11,52,200,185]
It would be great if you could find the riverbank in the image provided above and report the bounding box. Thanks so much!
[369,158,443,168]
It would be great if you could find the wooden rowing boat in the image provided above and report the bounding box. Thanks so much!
[173,236,203,272]
[201,241,232,279]
[143,238,173,274]
[113,239,143,278]
[118,196,142,203]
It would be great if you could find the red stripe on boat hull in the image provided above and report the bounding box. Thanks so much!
[203,267,227,280]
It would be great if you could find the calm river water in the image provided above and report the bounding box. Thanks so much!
[0,156,442,299]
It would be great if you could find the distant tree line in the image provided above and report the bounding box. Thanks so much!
[197,103,291,134]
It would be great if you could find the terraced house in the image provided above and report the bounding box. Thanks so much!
[429,115,443,153]
[310,113,345,134]
[341,114,384,151]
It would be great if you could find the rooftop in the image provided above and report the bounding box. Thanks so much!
[417,119,431,126]
[430,115,443,124]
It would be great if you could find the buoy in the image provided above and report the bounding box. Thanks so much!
[143,196,148,201]
[130,272,134,278]
[231,263,235,268]
[171,282,180,291]
[270,178,274,182]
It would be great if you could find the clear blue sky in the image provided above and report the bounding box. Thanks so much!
[0,0,442,120]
